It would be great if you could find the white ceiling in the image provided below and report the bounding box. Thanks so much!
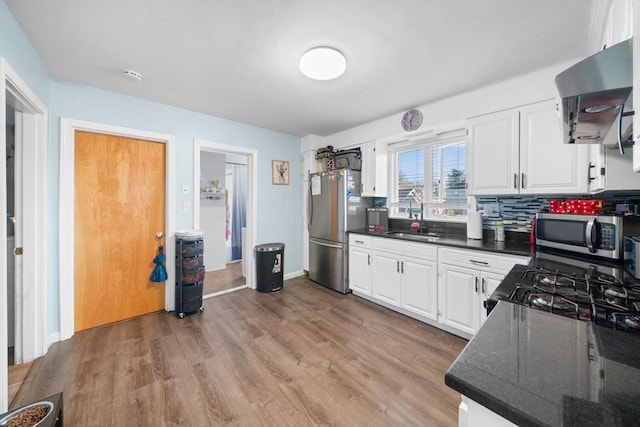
[5,0,594,137]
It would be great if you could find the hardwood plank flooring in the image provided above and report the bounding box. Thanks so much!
[8,359,33,406]
[11,276,467,426]
[204,262,245,295]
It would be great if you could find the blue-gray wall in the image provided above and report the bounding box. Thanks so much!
[1,2,303,336]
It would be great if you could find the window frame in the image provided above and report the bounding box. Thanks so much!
[388,131,468,222]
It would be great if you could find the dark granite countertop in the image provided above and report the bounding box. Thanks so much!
[445,302,640,427]
[349,229,534,258]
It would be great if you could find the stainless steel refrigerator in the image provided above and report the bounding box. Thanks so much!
[308,169,371,293]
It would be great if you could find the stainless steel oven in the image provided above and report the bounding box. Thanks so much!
[535,213,640,260]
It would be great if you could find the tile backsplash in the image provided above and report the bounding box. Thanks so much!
[477,195,640,233]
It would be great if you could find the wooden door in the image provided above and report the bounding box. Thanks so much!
[74,130,165,332]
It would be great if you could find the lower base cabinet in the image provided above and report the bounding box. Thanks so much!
[438,247,529,336]
[348,235,372,295]
[348,233,530,339]
[459,396,516,427]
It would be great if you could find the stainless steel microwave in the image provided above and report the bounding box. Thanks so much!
[535,213,640,260]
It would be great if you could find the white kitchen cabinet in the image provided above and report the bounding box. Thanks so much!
[401,257,438,321]
[348,234,372,295]
[458,396,516,427]
[587,143,640,191]
[367,236,438,320]
[467,100,590,195]
[438,247,529,336]
[360,140,388,197]
[371,251,403,306]
[438,264,478,335]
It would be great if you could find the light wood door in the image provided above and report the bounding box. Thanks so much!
[74,130,165,332]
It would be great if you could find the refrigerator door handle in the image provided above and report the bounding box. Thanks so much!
[309,238,343,249]
[308,179,313,231]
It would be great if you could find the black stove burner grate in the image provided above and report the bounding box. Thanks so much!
[492,263,640,334]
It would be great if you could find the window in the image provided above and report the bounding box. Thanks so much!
[391,135,467,220]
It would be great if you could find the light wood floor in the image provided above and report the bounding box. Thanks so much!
[7,347,33,406]
[204,262,245,295]
[11,276,467,426]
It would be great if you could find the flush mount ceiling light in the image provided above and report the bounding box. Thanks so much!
[299,47,346,80]
[121,69,142,82]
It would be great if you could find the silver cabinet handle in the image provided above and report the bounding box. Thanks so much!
[521,173,526,189]
[513,173,517,189]
[482,277,486,295]
[367,254,370,265]
[469,259,489,266]
[397,260,400,273]
[475,277,479,293]
[355,240,364,244]
[401,261,404,274]
[587,162,596,184]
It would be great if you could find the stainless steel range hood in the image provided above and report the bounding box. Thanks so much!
[555,38,633,153]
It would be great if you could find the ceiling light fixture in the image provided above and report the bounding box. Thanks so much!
[121,69,143,82]
[299,47,346,80]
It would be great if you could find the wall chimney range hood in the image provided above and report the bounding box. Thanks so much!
[555,38,633,154]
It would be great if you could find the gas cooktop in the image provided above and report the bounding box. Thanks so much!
[487,251,640,335]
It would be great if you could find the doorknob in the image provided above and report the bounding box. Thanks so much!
[156,232,164,241]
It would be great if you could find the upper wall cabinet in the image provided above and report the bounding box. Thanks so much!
[360,140,388,197]
[599,0,633,53]
[466,100,590,196]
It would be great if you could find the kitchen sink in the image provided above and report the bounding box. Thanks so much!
[385,231,440,242]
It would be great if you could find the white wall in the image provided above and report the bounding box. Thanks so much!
[303,58,582,150]
[200,151,227,271]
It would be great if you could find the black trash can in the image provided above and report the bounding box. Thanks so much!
[255,243,285,293]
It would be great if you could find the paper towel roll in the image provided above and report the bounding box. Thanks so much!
[467,211,483,240]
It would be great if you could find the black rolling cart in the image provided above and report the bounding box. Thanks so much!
[175,232,205,318]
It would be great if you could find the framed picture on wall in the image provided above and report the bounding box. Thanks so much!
[272,160,289,185]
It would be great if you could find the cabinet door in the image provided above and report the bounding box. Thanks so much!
[438,264,479,335]
[371,252,402,306]
[360,142,376,197]
[479,271,505,326]
[349,248,371,295]
[467,109,520,195]
[402,257,438,321]
[519,100,589,194]
[360,141,388,197]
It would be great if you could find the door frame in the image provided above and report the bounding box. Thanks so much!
[193,139,257,289]
[0,58,48,412]
[59,119,175,341]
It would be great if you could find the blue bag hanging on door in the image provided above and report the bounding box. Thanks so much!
[150,246,168,282]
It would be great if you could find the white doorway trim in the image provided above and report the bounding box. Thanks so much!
[59,119,176,341]
[0,58,48,413]
[193,139,257,289]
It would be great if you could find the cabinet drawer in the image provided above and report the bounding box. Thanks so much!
[177,281,203,299]
[177,239,204,257]
[439,247,528,273]
[372,237,437,260]
[177,266,205,284]
[349,234,372,248]
[180,254,204,270]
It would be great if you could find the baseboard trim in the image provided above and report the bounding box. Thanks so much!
[284,270,305,280]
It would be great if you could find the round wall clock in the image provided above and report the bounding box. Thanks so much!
[401,109,423,132]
